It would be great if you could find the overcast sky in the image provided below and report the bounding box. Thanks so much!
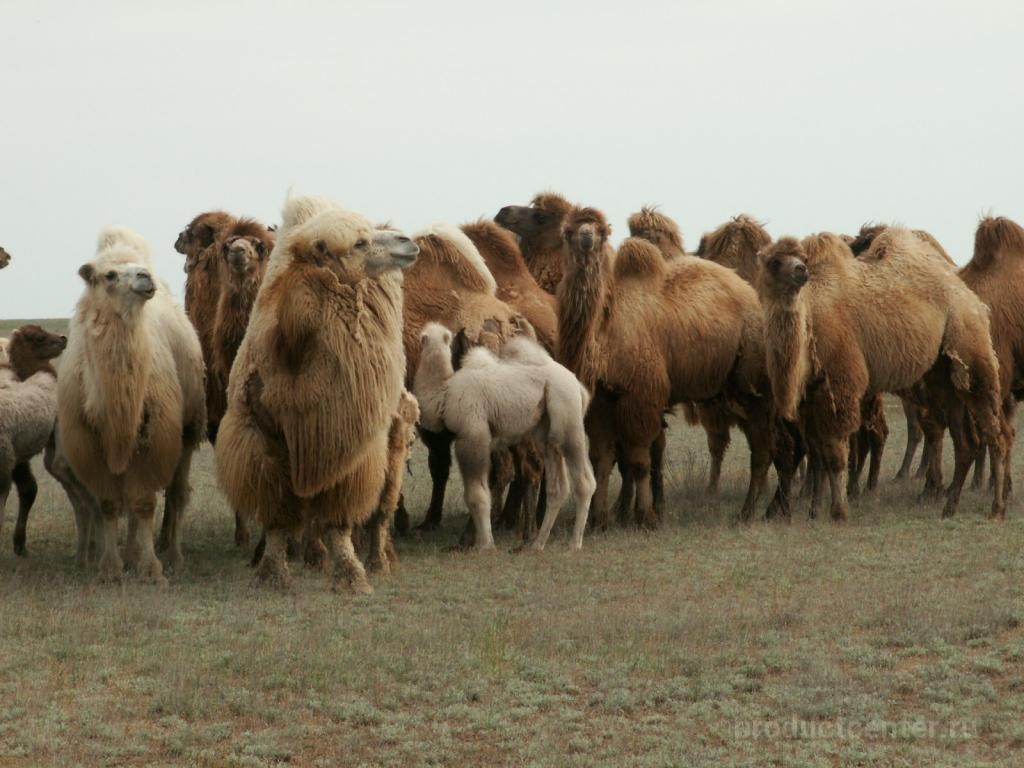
[2,1,1022,318]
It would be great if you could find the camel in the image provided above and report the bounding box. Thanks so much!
[757,230,1007,522]
[175,210,234,443]
[215,195,417,592]
[956,216,1024,493]
[208,218,274,548]
[0,325,67,556]
[495,192,574,294]
[559,206,778,528]
[401,223,525,533]
[631,211,773,499]
[415,323,595,550]
[461,219,558,351]
[58,227,205,583]
[0,247,10,269]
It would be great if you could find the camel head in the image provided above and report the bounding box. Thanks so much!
[78,258,157,309]
[289,210,418,285]
[223,234,269,280]
[495,192,573,248]
[758,237,809,298]
[175,211,233,270]
[10,324,67,362]
[419,322,455,367]
[0,246,10,269]
[628,207,684,258]
[563,207,612,266]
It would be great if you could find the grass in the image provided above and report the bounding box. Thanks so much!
[1,319,1022,766]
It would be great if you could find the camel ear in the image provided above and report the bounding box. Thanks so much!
[196,223,217,247]
[78,263,95,283]
[312,239,331,266]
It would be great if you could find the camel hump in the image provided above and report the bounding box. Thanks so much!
[973,216,1024,267]
[415,223,497,295]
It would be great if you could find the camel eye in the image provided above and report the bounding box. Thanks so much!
[255,242,265,256]
[354,239,368,249]
[767,258,780,271]
[104,270,117,281]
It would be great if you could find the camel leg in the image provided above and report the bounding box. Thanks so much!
[519,473,540,544]
[11,462,37,557]
[417,429,453,530]
[129,494,166,585]
[846,430,867,500]
[866,427,885,493]
[124,513,141,571]
[456,433,495,550]
[364,508,394,576]
[704,422,730,495]
[0,464,12,552]
[766,418,804,519]
[586,396,617,532]
[611,444,635,527]
[651,428,666,520]
[896,399,923,480]
[736,408,772,523]
[489,449,515,528]
[255,528,291,587]
[822,438,851,523]
[323,525,373,594]
[971,445,987,491]
[159,447,195,574]
[44,436,98,566]
[533,455,568,551]
[567,439,596,550]
[498,472,524,531]
[233,510,251,548]
[96,500,123,583]
[942,404,976,519]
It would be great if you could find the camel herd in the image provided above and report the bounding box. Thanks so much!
[0,192,1022,592]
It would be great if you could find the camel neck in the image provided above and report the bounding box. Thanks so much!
[763,298,812,421]
[557,253,606,385]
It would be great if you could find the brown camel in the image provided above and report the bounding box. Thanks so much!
[215,196,417,592]
[494,192,574,294]
[957,216,1024,494]
[175,210,234,443]
[209,218,274,547]
[559,206,777,528]
[757,230,1007,522]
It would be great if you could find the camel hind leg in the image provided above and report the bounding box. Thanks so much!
[533,454,569,551]
[896,399,923,480]
[821,437,851,523]
[455,433,495,550]
[11,461,38,557]
[735,404,772,523]
[158,445,196,574]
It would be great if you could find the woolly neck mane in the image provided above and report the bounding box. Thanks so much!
[413,224,497,295]
[557,207,612,388]
[73,289,153,474]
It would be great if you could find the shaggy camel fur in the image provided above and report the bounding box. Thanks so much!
[957,216,1024,492]
[757,230,1007,521]
[415,323,595,550]
[559,207,778,527]
[0,339,7,364]
[209,218,274,548]
[461,220,558,351]
[58,227,206,583]
[696,215,772,284]
[175,210,234,443]
[0,326,67,556]
[0,247,10,269]
[215,195,417,592]
[401,223,524,532]
[495,192,574,294]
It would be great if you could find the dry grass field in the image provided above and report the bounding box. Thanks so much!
[1,319,1023,767]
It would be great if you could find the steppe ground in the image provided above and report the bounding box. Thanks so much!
[0,319,1022,768]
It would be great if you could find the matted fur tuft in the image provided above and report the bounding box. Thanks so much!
[414,224,497,295]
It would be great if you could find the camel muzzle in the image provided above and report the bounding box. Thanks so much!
[131,273,156,298]
[578,231,595,251]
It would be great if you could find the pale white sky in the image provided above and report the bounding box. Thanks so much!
[2,0,1022,318]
